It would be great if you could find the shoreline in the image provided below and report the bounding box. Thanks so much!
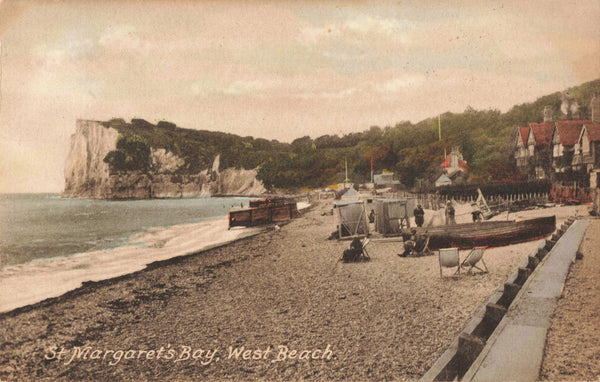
[58,193,266,201]
[1,200,311,314]
[0,227,269,319]
[0,217,267,313]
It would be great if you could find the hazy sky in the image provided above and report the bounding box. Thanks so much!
[1,0,599,193]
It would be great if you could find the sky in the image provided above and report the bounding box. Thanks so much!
[0,0,599,193]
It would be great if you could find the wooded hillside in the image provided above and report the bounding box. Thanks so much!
[102,78,600,190]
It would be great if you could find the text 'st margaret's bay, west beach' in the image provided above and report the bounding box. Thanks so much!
[1,1,600,381]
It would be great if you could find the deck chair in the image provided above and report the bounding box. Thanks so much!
[341,236,370,262]
[361,237,371,259]
[461,247,488,274]
[439,248,460,277]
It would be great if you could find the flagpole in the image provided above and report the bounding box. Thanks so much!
[439,115,446,158]
[345,157,349,184]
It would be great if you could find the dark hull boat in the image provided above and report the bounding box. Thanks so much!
[229,198,299,228]
[401,215,556,250]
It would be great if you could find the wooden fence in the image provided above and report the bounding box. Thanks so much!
[385,191,552,210]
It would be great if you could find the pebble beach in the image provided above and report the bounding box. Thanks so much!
[0,200,593,381]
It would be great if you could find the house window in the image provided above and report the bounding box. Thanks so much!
[553,144,561,157]
[535,166,545,179]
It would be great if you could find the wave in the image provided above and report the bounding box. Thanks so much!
[0,217,266,313]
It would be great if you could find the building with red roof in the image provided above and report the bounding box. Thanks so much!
[550,119,591,176]
[573,123,600,173]
[440,153,468,172]
[440,147,468,173]
[528,122,554,149]
[436,147,468,186]
[514,121,554,180]
[514,126,531,170]
[511,94,600,187]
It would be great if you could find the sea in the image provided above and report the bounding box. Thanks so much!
[0,193,252,266]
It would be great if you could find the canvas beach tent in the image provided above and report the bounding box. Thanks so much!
[374,198,416,234]
[341,187,360,200]
[335,200,369,238]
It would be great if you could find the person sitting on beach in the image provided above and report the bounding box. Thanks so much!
[342,237,364,262]
[414,204,425,227]
[399,229,417,257]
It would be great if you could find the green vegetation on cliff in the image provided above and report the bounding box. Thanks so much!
[102,118,286,175]
[102,78,600,190]
[103,134,152,172]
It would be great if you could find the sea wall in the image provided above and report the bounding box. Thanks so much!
[63,119,266,199]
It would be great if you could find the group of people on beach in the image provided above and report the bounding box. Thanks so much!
[401,200,481,257]
[416,200,484,227]
[373,200,484,257]
[415,202,456,227]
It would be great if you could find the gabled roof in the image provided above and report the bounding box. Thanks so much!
[448,170,467,180]
[518,126,529,146]
[435,174,451,184]
[528,122,554,148]
[581,123,600,143]
[440,155,468,171]
[342,187,359,197]
[553,119,591,146]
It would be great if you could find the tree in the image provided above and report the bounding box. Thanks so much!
[104,134,152,172]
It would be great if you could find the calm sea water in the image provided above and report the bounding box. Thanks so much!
[0,194,252,266]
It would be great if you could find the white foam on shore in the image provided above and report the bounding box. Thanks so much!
[0,217,266,313]
[297,201,310,210]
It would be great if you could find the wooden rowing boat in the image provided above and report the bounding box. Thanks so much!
[401,215,556,250]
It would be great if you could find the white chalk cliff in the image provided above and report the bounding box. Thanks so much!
[63,119,266,199]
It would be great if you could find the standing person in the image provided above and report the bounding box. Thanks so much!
[369,209,375,223]
[445,201,456,225]
[471,204,482,222]
[414,204,425,227]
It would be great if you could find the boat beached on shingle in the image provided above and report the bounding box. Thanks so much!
[401,215,556,250]
[228,198,299,228]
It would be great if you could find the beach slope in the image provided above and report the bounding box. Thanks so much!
[0,201,584,381]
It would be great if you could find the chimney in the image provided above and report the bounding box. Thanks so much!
[543,106,553,122]
[591,94,600,123]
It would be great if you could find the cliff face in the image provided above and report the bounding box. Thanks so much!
[64,120,119,198]
[63,119,266,199]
